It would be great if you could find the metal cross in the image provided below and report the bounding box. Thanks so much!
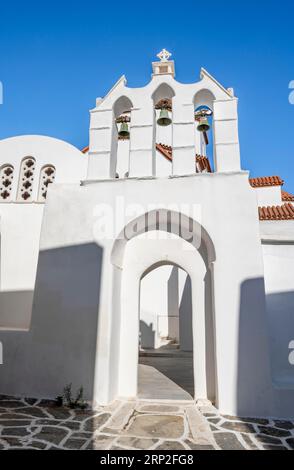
[156,49,172,62]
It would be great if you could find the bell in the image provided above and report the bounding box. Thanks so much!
[118,122,130,138]
[157,108,172,126]
[197,116,210,132]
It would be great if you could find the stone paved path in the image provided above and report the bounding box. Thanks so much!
[0,395,293,450]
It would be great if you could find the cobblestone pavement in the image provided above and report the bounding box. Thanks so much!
[0,395,293,450]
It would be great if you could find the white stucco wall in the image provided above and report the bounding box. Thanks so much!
[253,186,282,206]
[260,219,294,392]
[0,171,280,417]
[0,135,87,328]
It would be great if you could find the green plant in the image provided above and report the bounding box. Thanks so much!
[62,383,87,409]
[63,383,73,406]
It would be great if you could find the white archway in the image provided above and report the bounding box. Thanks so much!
[110,210,216,403]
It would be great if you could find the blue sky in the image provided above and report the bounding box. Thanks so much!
[0,0,293,191]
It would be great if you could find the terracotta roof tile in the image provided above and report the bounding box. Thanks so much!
[156,144,212,172]
[249,176,284,188]
[258,203,294,220]
[156,143,173,161]
[196,155,212,173]
[282,190,294,201]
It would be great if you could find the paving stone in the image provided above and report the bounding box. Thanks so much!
[106,402,135,430]
[116,436,158,450]
[63,438,87,449]
[214,432,245,450]
[34,426,69,445]
[241,433,258,450]
[286,438,294,449]
[185,439,215,450]
[71,431,92,439]
[2,427,31,437]
[124,414,184,439]
[221,421,255,433]
[210,424,219,432]
[273,420,294,430]
[45,408,72,420]
[263,445,288,451]
[35,419,61,426]
[24,398,39,406]
[29,440,48,449]
[156,441,186,450]
[1,437,23,446]
[0,413,33,420]
[139,404,180,413]
[222,415,269,425]
[84,413,111,432]
[186,406,212,442]
[255,434,282,445]
[203,413,217,418]
[16,407,47,418]
[0,401,24,408]
[87,434,114,450]
[207,418,221,425]
[258,426,291,438]
[110,445,128,450]
[59,420,81,430]
[71,410,97,422]
[0,420,32,427]
[100,427,119,435]
[38,399,58,407]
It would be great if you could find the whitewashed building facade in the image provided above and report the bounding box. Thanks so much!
[0,52,294,419]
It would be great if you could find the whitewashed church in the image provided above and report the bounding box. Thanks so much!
[0,51,294,419]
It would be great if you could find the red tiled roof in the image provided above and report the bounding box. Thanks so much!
[156,143,173,161]
[249,176,284,188]
[196,155,212,173]
[282,190,294,202]
[156,144,212,172]
[258,203,294,220]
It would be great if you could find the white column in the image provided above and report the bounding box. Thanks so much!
[87,108,114,179]
[172,100,195,175]
[213,98,241,172]
[129,102,154,177]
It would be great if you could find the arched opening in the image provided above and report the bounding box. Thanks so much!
[138,262,194,401]
[17,156,36,202]
[152,84,175,176]
[193,89,215,173]
[0,164,14,201]
[37,164,56,202]
[112,95,133,179]
[111,210,216,405]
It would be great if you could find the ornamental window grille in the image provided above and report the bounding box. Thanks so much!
[38,165,56,201]
[17,157,36,202]
[0,164,14,201]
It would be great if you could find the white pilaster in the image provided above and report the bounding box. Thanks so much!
[213,98,241,172]
[87,108,114,179]
[129,102,154,177]
[172,100,195,175]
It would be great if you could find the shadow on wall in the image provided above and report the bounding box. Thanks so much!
[0,290,34,329]
[140,320,156,349]
[179,275,192,352]
[0,242,103,402]
[265,290,294,389]
[236,278,273,417]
